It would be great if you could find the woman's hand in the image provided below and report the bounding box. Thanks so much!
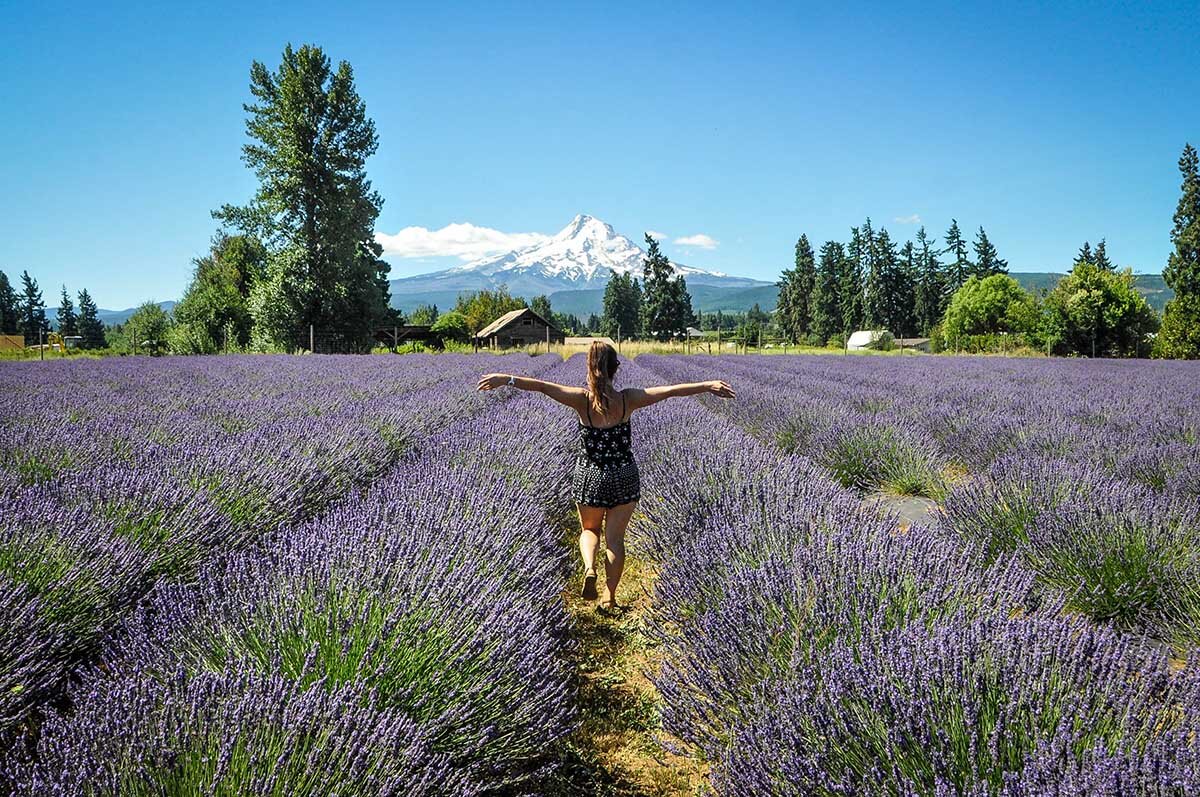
[477,373,509,391]
[707,380,736,399]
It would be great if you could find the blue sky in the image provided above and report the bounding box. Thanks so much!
[2,0,1197,308]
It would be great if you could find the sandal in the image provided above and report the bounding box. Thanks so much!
[581,568,598,600]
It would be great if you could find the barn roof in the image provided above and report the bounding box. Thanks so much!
[474,307,562,340]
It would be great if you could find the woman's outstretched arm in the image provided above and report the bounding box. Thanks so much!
[477,372,588,411]
[625,380,735,411]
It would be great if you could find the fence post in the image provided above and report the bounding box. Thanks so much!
[40,329,45,361]
[309,324,314,353]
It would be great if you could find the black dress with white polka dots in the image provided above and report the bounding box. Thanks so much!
[571,391,641,508]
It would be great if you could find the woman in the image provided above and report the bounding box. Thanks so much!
[477,341,735,613]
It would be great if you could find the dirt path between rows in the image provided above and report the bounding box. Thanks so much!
[540,522,710,796]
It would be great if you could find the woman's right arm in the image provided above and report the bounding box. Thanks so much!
[477,372,588,411]
[626,380,735,410]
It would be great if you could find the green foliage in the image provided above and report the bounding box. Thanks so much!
[1043,262,1159,357]
[408,303,438,326]
[453,287,525,336]
[601,270,642,339]
[913,227,944,335]
[0,271,17,336]
[1156,143,1200,358]
[1153,293,1200,359]
[777,234,816,342]
[941,219,972,299]
[430,311,471,344]
[56,285,78,336]
[641,234,694,340]
[530,294,552,322]
[125,301,173,355]
[810,241,844,343]
[969,226,1008,277]
[839,227,865,333]
[1163,143,1200,297]
[76,289,105,349]
[214,43,388,351]
[18,270,47,343]
[172,233,265,353]
[942,274,1041,351]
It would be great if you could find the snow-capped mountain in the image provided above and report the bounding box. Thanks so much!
[388,214,769,298]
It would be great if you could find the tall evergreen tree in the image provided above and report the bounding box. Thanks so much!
[57,285,78,336]
[641,234,692,340]
[1162,143,1200,297]
[1093,239,1114,271]
[941,219,972,300]
[862,220,889,329]
[215,44,388,351]
[777,234,816,342]
[77,289,105,349]
[18,271,47,343]
[1077,241,1094,265]
[894,240,919,337]
[601,271,643,340]
[1155,142,1200,359]
[811,241,843,344]
[839,227,865,334]
[0,271,18,335]
[913,227,944,335]
[971,226,1008,277]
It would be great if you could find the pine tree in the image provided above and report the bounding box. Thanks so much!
[840,227,865,335]
[1155,143,1200,359]
[942,219,972,301]
[809,241,842,344]
[57,285,78,336]
[1162,143,1200,297]
[913,227,944,335]
[0,271,18,335]
[602,271,643,340]
[1093,239,1114,271]
[971,226,1008,277]
[1076,241,1095,266]
[641,234,691,340]
[77,289,105,349]
[862,219,888,329]
[18,271,47,343]
[894,240,919,338]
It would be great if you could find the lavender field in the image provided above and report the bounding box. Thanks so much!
[2,353,1199,795]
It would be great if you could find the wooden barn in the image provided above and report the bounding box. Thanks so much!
[475,308,564,349]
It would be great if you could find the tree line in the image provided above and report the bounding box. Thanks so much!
[0,270,106,349]
[774,143,1200,359]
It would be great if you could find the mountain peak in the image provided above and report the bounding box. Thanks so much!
[554,213,615,242]
[392,214,763,298]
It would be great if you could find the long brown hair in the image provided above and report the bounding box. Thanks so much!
[586,340,620,417]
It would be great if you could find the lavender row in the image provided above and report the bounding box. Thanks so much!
[637,354,1200,648]
[0,354,562,740]
[626,357,1200,793]
[637,354,1200,501]
[5,358,585,793]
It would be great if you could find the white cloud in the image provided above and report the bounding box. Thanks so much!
[893,214,922,225]
[645,229,670,240]
[675,233,719,249]
[375,222,551,261]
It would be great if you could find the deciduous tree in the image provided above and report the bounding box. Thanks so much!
[215,44,388,350]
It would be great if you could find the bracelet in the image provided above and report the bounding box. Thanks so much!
[507,375,516,387]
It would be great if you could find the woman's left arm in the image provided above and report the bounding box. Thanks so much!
[625,380,735,410]
[477,372,587,410]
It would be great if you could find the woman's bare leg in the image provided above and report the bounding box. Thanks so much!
[577,504,604,598]
[601,500,637,608]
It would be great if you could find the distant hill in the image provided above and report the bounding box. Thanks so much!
[46,301,177,327]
